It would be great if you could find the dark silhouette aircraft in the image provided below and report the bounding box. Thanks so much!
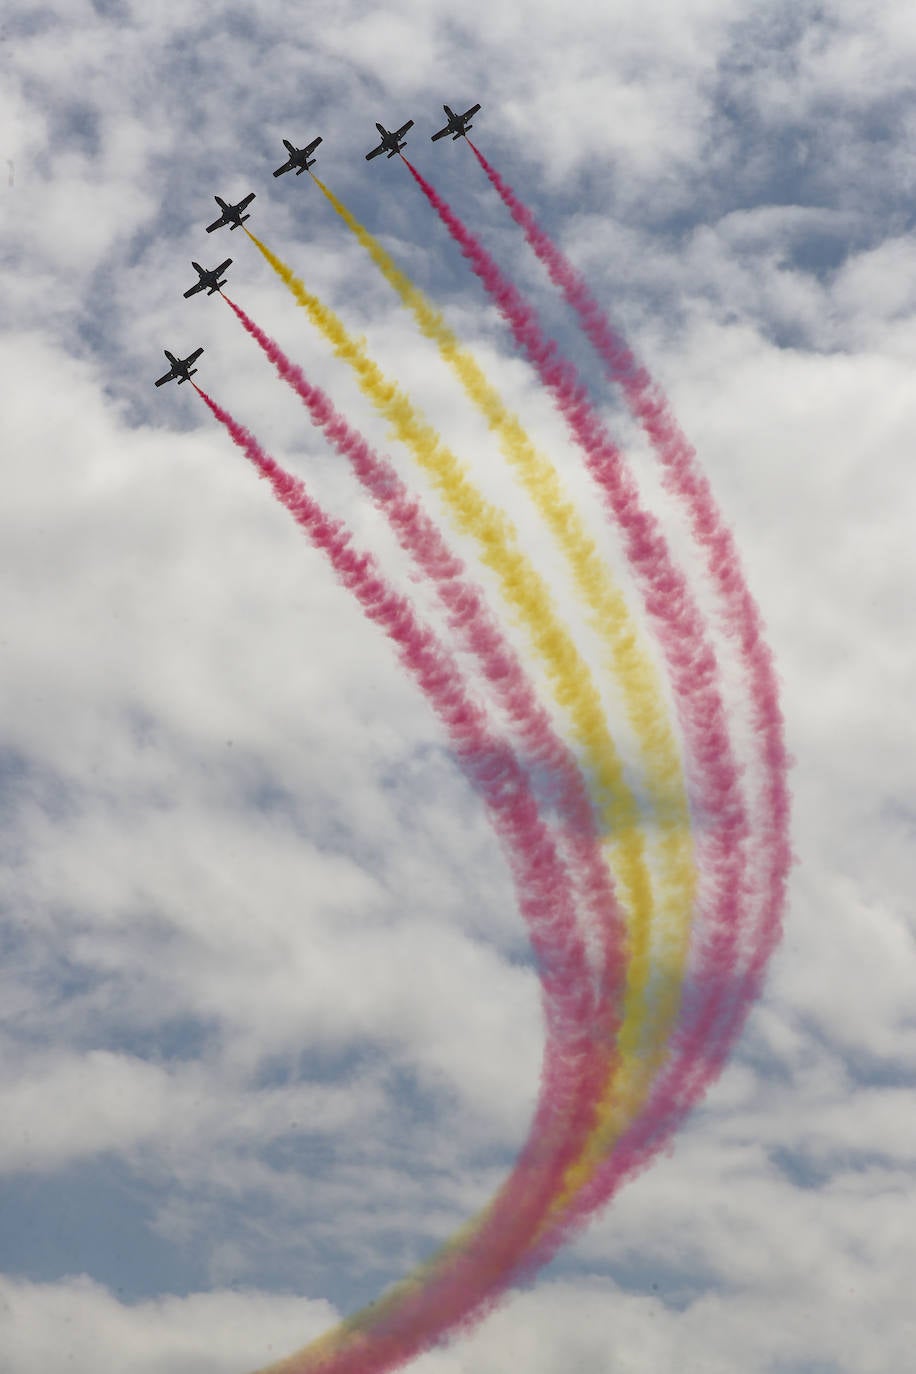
[154,348,204,387]
[273,136,322,177]
[183,259,232,298]
[365,120,414,160]
[431,103,481,142]
[206,193,255,233]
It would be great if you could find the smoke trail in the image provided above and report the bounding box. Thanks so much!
[193,383,614,1374]
[400,155,750,1207]
[241,226,658,1036]
[468,139,788,999]
[467,140,790,1246]
[222,291,624,1005]
[309,174,697,1055]
[238,216,761,1290]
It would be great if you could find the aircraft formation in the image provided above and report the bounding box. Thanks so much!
[155,104,481,387]
[150,98,790,1374]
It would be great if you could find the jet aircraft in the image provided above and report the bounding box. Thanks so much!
[154,347,204,387]
[431,103,481,142]
[206,193,255,233]
[365,120,414,160]
[183,259,232,298]
[273,136,322,177]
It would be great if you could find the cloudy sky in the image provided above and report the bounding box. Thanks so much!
[2,1,915,1371]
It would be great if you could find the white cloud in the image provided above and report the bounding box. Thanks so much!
[2,2,915,1371]
[0,1277,336,1374]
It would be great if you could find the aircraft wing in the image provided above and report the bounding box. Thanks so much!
[187,348,203,365]
[205,213,226,232]
[154,370,174,387]
[305,136,322,155]
[216,259,232,276]
[365,142,385,161]
[431,123,451,141]
[396,120,414,138]
[464,103,481,120]
[272,158,294,177]
[183,280,205,298]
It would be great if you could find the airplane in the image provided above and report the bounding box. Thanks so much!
[431,103,481,142]
[273,136,322,177]
[365,119,414,160]
[183,259,232,298]
[154,347,204,387]
[206,192,255,233]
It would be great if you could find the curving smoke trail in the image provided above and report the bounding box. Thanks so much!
[399,154,751,1219]
[308,173,697,1054]
[465,140,790,1250]
[221,288,625,1026]
[241,226,659,1010]
[185,155,791,1373]
[192,383,615,1374]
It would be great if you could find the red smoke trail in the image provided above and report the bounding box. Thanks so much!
[403,153,750,1121]
[194,383,616,1373]
[467,139,789,994]
[466,141,790,1246]
[401,151,747,881]
[222,292,625,1011]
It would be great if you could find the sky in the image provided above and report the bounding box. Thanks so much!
[2,1,915,1371]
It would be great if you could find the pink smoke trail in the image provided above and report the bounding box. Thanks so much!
[219,286,734,1314]
[466,141,790,1249]
[194,383,616,1373]
[400,151,748,922]
[222,292,624,1012]
[403,153,750,1118]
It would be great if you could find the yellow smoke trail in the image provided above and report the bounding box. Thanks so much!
[240,233,692,1330]
[243,226,658,1026]
[292,187,696,1183]
[244,227,656,1372]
